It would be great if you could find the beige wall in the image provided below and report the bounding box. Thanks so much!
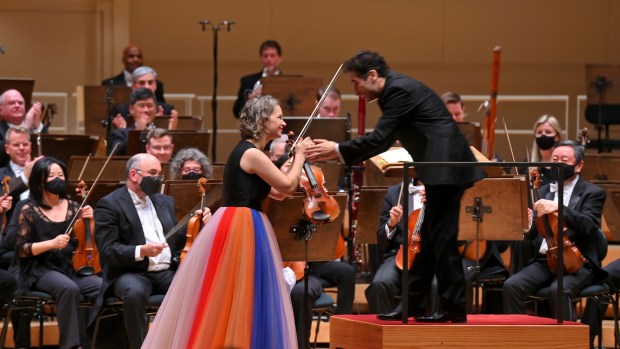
[1,0,619,160]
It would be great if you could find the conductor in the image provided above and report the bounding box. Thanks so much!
[306,50,483,322]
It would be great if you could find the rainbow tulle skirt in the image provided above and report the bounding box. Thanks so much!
[142,207,297,349]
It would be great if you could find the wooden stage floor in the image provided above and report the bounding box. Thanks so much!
[329,314,589,349]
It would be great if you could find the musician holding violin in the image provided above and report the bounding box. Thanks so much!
[366,180,430,315]
[11,157,101,349]
[503,140,607,321]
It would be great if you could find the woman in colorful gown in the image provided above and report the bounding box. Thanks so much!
[142,95,313,348]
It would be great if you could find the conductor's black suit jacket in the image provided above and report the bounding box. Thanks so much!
[338,71,484,186]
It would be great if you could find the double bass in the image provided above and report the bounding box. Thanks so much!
[530,169,585,274]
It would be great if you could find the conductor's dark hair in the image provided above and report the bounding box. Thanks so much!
[259,40,282,56]
[343,50,390,78]
[28,157,69,209]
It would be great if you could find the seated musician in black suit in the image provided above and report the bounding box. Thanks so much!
[107,88,158,155]
[503,140,607,320]
[90,153,211,349]
[110,66,178,131]
[0,89,45,168]
[101,44,166,104]
[233,40,283,118]
[145,128,174,164]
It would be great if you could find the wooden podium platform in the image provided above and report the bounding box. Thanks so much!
[329,314,588,349]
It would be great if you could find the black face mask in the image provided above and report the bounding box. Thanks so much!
[536,135,557,150]
[548,163,576,181]
[45,177,67,195]
[182,172,203,180]
[140,176,161,196]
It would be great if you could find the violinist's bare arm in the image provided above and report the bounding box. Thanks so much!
[242,137,312,195]
[269,159,292,201]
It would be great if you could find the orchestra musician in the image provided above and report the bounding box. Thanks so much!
[315,86,341,118]
[90,153,211,349]
[503,140,606,320]
[306,50,483,323]
[110,66,178,131]
[107,88,158,155]
[233,40,283,118]
[168,147,213,180]
[10,157,101,349]
[145,128,175,163]
[0,89,45,167]
[441,91,466,123]
[101,44,166,104]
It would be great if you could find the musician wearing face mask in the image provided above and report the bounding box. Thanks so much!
[90,153,211,348]
[527,115,565,186]
[9,157,101,349]
[233,40,283,118]
[168,147,213,180]
[503,140,606,321]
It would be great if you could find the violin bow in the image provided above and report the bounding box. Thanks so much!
[287,63,343,156]
[63,143,119,235]
[502,118,519,175]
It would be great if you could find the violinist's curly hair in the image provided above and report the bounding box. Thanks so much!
[239,96,279,140]
[168,147,213,180]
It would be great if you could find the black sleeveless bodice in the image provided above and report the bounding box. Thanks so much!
[221,140,271,211]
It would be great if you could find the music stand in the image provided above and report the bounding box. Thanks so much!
[162,180,223,222]
[457,122,482,151]
[262,76,323,116]
[154,116,203,130]
[31,134,100,167]
[584,65,620,153]
[0,78,34,107]
[263,193,346,342]
[283,117,349,144]
[355,186,389,245]
[76,85,131,139]
[458,177,529,313]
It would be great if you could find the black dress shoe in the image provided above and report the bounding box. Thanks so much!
[377,311,403,321]
[415,311,467,323]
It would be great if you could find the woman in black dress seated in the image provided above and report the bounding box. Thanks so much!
[12,157,101,349]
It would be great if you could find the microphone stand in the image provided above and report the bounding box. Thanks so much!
[199,19,235,162]
[103,81,114,141]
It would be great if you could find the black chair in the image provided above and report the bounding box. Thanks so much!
[311,292,335,349]
[585,104,620,153]
[0,290,92,349]
[90,294,164,349]
[527,230,617,349]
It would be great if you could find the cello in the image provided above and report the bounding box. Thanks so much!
[181,178,208,263]
[530,169,585,274]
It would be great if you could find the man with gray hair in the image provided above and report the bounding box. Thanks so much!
[90,153,211,348]
[0,89,45,167]
[111,66,178,131]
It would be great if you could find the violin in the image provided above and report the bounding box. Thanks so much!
[287,131,341,224]
[72,181,101,276]
[395,204,424,270]
[181,178,208,263]
[0,176,11,229]
[458,239,488,262]
[299,162,341,224]
[530,169,585,274]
